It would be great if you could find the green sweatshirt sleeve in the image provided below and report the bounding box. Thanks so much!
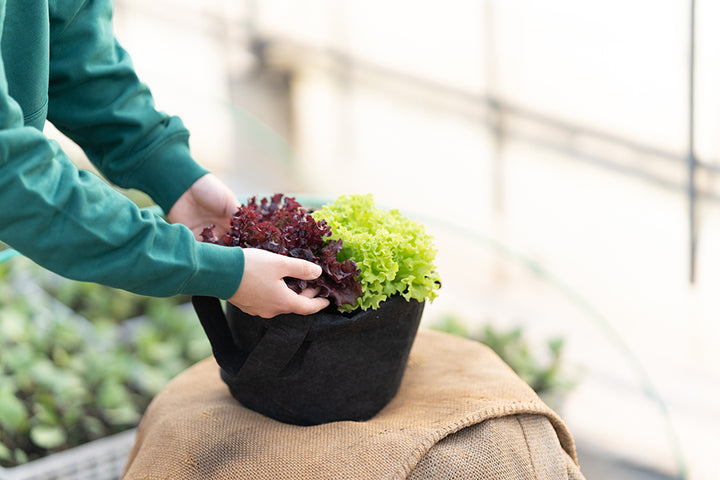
[46,0,206,214]
[0,0,243,299]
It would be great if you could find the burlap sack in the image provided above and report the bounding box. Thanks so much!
[122,330,585,479]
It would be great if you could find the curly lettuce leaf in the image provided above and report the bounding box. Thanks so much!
[312,194,440,312]
[201,194,362,308]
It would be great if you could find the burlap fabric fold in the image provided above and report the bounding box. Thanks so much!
[122,329,584,479]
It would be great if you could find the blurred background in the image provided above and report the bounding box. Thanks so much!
[48,0,720,478]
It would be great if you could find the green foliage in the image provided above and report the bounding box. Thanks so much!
[29,266,189,323]
[430,315,578,403]
[312,194,441,312]
[0,260,211,468]
[429,315,470,338]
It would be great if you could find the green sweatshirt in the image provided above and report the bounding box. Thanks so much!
[0,0,243,299]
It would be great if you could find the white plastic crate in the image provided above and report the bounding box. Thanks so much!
[0,429,136,480]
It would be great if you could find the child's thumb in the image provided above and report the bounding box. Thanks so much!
[284,257,322,280]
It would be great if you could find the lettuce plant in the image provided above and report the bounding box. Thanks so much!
[201,194,362,307]
[312,194,440,313]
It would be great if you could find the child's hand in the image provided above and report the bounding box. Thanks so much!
[228,248,330,318]
[170,176,329,317]
[167,173,239,239]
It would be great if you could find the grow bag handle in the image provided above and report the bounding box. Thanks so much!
[191,296,311,379]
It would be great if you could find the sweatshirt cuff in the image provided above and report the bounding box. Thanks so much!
[129,138,209,214]
[180,243,244,300]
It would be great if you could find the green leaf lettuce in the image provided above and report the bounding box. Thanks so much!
[313,194,440,312]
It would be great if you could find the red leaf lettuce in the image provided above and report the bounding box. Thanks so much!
[201,194,361,308]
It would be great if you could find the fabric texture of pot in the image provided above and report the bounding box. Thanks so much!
[191,295,424,425]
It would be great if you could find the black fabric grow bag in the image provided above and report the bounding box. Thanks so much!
[191,295,424,426]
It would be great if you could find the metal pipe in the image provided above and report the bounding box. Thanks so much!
[688,0,698,284]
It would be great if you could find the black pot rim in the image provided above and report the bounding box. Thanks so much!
[227,295,423,339]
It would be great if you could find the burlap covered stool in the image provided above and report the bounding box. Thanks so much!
[122,330,585,479]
